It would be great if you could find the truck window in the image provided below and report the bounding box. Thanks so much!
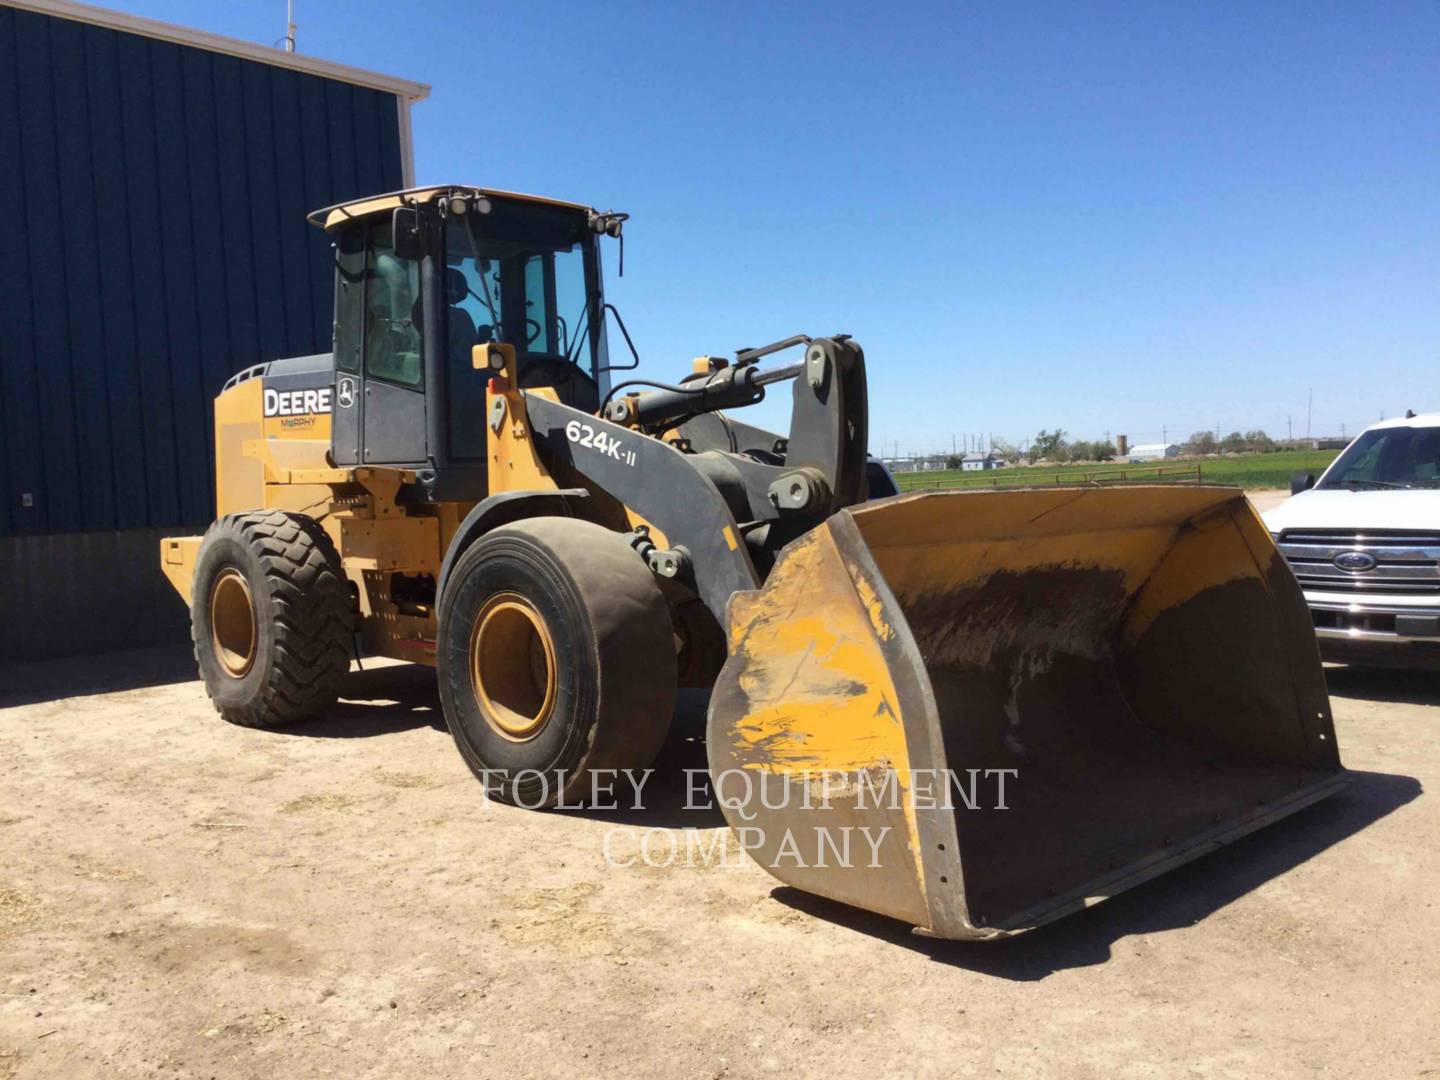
[1321,426,1440,489]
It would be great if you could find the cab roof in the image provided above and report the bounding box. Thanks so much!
[307,185,594,232]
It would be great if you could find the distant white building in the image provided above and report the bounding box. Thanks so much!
[1128,443,1180,462]
[961,452,997,472]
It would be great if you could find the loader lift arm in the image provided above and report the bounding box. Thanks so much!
[524,334,873,615]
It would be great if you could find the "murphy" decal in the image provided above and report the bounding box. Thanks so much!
[264,387,333,418]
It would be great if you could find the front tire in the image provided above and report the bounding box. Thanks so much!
[436,518,677,807]
[191,511,353,729]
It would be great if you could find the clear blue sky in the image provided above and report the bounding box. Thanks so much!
[122,1,1438,454]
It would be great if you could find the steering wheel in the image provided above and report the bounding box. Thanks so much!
[525,318,543,346]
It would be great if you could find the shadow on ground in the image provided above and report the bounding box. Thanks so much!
[283,662,448,739]
[0,642,199,708]
[768,768,1421,980]
[1324,665,1440,706]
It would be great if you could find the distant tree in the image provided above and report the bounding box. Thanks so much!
[992,439,1022,465]
[1220,431,1246,454]
[1186,430,1218,455]
[946,454,964,470]
[1244,429,1275,453]
[1066,440,1116,463]
[1028,428,1067,464]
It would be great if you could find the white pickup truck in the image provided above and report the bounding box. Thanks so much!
[1262,412,1440,667]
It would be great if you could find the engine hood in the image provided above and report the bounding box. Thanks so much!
[1262,488,1440,534]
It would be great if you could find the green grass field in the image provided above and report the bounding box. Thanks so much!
[893,449,1341,493]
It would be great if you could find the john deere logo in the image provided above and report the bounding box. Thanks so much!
[1333,550,1377,573]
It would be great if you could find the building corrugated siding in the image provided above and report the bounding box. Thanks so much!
[0,4,404,537]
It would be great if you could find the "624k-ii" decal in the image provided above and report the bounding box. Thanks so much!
[565,420,637,466]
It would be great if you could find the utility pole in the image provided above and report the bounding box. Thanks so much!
[1287,415,1293,443]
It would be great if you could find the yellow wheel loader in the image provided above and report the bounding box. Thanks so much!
[162,185,1345,939]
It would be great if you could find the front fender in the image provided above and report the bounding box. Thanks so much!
[435,489,590,602]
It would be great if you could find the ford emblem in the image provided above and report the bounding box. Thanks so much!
[1333,550,1377,573]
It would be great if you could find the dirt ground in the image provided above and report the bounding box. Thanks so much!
[2,492,1436,1078]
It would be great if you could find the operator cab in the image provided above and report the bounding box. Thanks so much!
[309,186,624,495]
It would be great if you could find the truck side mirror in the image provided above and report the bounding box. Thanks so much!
[1290,472,1316,495]
[392,206,424,260]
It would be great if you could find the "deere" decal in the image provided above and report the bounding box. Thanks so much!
[264,387,333,418]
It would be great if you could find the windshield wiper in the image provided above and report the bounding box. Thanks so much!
[1336,479,1413,489]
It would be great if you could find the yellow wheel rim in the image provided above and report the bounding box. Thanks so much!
[468,592,558,742]
[210,567,257,679]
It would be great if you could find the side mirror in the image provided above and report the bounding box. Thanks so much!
[392,206,424,260]
[1291,472,1316,495]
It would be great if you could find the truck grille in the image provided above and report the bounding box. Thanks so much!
[1276,530,1440,595]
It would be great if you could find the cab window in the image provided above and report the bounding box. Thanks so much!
[444,203,601,394]
[333,226,364,373]
[363,220,423,389]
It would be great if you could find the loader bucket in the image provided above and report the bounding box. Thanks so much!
[707,486,1345,939]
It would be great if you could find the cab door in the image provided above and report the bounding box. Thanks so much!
[330,219,428,467]
[330,226,364,465]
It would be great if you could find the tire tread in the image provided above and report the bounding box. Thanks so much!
[192,510,352,729]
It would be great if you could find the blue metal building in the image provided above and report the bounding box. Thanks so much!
[0,0,428,659]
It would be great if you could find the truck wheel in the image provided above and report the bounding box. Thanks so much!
[191,511,352,729]
[437,518,677,807]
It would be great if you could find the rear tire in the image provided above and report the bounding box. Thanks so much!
[191,511,352,729]
[436,518,677,807]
